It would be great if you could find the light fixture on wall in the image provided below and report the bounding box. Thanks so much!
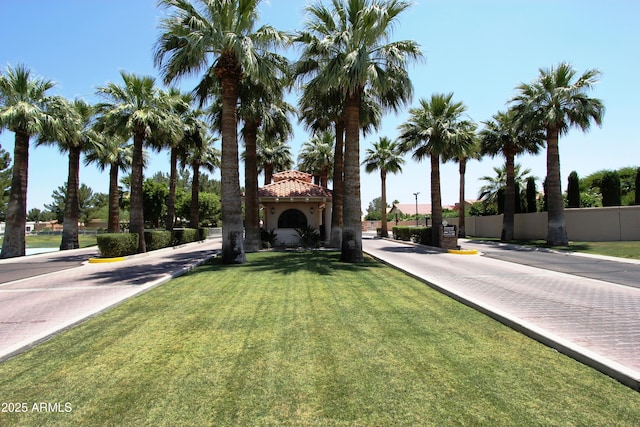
[270,207,274,215]
[310,206,314,214]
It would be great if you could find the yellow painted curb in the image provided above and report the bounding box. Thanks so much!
[447,249,479,255]
[88,257,126,263]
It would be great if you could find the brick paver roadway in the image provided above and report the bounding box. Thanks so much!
[362,235,640,391]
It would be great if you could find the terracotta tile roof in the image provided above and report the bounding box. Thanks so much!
[272,170,313,183]
[259,177,332,199]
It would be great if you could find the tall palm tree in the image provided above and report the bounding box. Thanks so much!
[398,93,476,248]
[442,127,478,238]
[298,85,345,248]
[158,88,191,231]
[179,132,220,228]
[511,63,604,245]
[362,136,404,238]
[298,83,381,248]
[297,0,422,262]
[479,110,544,241]
[155,0,288,264]
[38,97,98,250]
[298,132,334,188]
[257,137,293,185]
[0,64,59,258]
[96,71,182,253]
[84,133,132,233]
[239,57,291,252]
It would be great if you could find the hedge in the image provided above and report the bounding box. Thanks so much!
[96,228,209,258]
[172,228,200,245]
[96,233,139,258]
[391,226,432,246]
[144,231,173,251]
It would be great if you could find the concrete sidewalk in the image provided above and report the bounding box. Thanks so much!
[362,235,640,391]
[0,238,221,362]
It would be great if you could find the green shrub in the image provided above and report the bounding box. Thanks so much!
[173,228,199,245]
[391,226,432,245]
[261,228,278,248]
[198,228,208,241]
[144,231,173,251]
[96,233,138,257]
[295,225,321,248]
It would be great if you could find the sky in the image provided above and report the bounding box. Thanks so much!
[1,0,638,216]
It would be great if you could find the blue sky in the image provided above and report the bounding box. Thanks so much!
[1,0,638,215]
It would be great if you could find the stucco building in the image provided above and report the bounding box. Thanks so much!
[258,170,332,246]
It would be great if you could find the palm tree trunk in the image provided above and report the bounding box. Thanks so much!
[502,152,516,241]
[60,146,81,250]
[108,164,120,233]
[1,131,29,258]
[129,131,146,253]
[340,91,363,262]
[218,60,246,264]
[458,159,466,238]
[243,121,261,252]
[430,153,442,248]
[380,170,388,238]
[264,164,273,186]
[546,127,568,245]
[165,147,178,231]
[330,119,344,248]
[189,164,200,229]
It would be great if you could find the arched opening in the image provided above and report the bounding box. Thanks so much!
[278,209,307,229]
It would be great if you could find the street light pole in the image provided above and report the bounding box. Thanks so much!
[413,192,420,227]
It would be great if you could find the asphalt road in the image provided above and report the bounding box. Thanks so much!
[461,239,640,289]
[0,247,98,284]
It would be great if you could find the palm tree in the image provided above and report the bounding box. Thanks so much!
[96,71,182,253]
[155,0,288,264]
[298,83,381,249]
[84,133,132,233]
[479,110,544,241]
[298,132,334,188]
[239,57,291,252]
[257,137,293,185]
[398,93,476,248]
[297,0,422,262]
[511,63,604,245]
[0,64,59,258]
[179,132,220,229]
[158,88,191,232]
[478,163,533,213]
[443,128,479,238]
[38,97,98,250]
[362,137,404,238]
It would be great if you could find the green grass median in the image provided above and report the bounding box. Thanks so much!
[1,251,639,426]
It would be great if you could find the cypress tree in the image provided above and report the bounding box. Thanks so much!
[526,176,537,213]
[567,171,580,208]
[635,167,640,205]
[601,170,621,206]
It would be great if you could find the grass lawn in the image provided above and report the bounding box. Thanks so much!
[0,234,97,249]
[471,238,640,260]
[1,251,639,426]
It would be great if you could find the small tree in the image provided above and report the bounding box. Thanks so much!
[635,167,640,205]
[567,171,580,208]
[601,170,621,206]
[526,176,537,213]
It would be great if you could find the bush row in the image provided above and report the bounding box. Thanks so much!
[391,226,433,246]
[96,228,207,258]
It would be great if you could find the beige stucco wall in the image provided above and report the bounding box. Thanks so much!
[449,206,640,241]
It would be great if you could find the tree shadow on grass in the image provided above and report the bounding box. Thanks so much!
[197,249,383,277]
